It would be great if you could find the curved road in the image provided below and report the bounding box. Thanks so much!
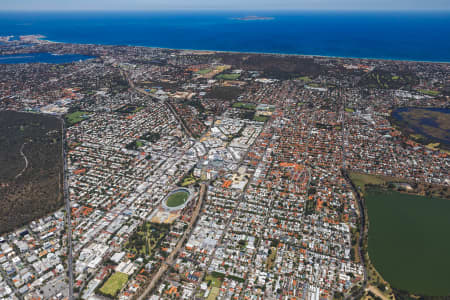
[15,142,29,179]
[119,67,194,139]
[340,86,367,298]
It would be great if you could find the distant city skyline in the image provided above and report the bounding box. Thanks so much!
[1,0,449,11]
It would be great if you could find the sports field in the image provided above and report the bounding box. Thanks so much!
[65,111,91,126]
[205,273,223,288]
[232,102,256,110]
[166,191,189,207]
[365,188,450,296]
[216,73,240,80]
[207,287,220,300]
[196,68,212,74]
[349,172,403,195]
[99,272,128,297]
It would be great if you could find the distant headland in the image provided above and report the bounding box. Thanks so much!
[232,16,275,21]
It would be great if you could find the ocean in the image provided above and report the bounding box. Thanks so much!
[0,11,449,62]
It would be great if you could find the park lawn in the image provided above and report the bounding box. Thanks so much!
[216,73,240,80]
[348,172,388,195]
[348,172,405,195]
[350,228,361,264]
[180,173,199,187]
[297,76,312,82]
[345,107,355,113]
[232,102,256,110]
[126,223,168,256]
[181,178,196,186]
[254,115,269,122]
[166,191,189,207]
[196,68,212,75]
[181,176,197,187]
[138,244,147,256]
[116,104,144,114]
[418,89,440,96]
[99,272,128,297]
[207,287,220,300]
[125,139,145,150]
[265,247,277,271]
[66,111,91,125]
[365,188,450,296]
[143,230,161,256]
[425,142,440,150]
[205,273,223,288]
[410,133,425,140]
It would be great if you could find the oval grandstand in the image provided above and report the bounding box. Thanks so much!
[162,187,194,211]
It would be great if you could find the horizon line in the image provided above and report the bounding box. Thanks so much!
[1,8,450,12]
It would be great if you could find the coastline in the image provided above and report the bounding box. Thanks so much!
[36,38,450,64]
[2,11,449,64]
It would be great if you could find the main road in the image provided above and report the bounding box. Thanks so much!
[119,67,194,139]
[137,183,207,300]
[119,66,209,298]
[60,118,74,300]
[339,87,367,299]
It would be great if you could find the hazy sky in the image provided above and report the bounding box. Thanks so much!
[1,0,449,11]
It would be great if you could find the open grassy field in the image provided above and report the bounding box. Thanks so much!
[365,188,450,296]
[216,73,240,80]
[65,110,91,126]
[196,68,212,75]
[348,172,398,195]
[166,191,189,207]
[349,172,386,187]
[418,89,440,96]
[115,104,144,114]
[265,247,277,271]
[99,272,128,297]
[125,139,145,150]
[205,273,223,288]
[297,76,312,82]
[180,174,199,187]
[207,287,220,300]
[253,115,269,122]
[232,102,256,110]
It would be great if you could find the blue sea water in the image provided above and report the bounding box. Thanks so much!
[0,11,449,62]
[0,52,95,64]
